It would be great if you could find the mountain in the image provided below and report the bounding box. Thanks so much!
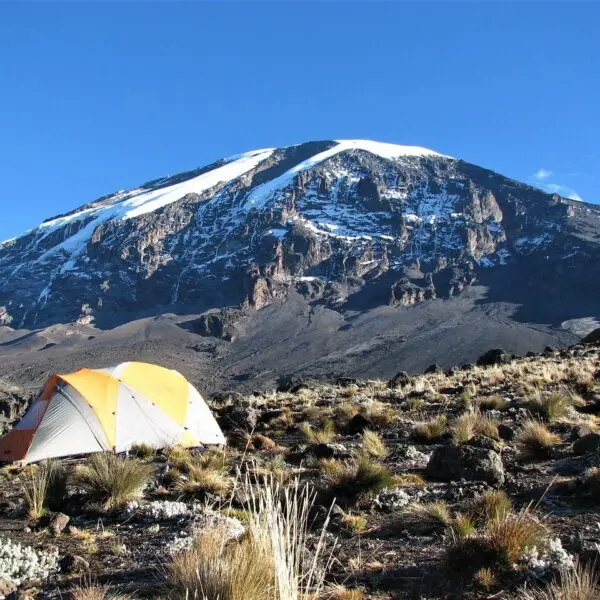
[1,139,599,391]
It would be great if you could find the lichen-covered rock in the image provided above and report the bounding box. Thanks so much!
[572,433,600,456]
[0,537,59,586]
[425,445,505,485]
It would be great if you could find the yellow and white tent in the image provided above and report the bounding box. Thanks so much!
[0,362,225,464]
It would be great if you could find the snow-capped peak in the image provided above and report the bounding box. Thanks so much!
[333,139,450,159]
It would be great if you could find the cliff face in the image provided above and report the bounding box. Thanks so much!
[1,139,598,329]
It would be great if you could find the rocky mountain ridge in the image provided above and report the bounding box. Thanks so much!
[2,139,598,332]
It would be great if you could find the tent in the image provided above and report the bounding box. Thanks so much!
[0,362,225,464]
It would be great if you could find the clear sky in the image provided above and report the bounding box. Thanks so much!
[1,1,598,242]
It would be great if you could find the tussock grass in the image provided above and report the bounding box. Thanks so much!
[473,567,498,591]
[450,513,476,538]
[176,466,231,499]
[130,442,153,460]
[582,467,600,501]
[402,397,424,411]
[362,401,395,427]
[478,395,507,411]
[166,526,273,600]
[299,420,335,444]
[412,416,447,443]
[340,513,367,534]
[22,459,67,519]
[516,419,561,459]
[449,410,500,445]
[320,585,365,600]
[526,389,579,422]
[320,456,394,505]
[518,562,600,600]
[394,501,452,535]
[72,453,154,511]
[361,430,388,457]
[70,583,132,600]
[470,490,512,526]
[394,473,426,487]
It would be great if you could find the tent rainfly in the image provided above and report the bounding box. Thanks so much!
[0,362,226,464]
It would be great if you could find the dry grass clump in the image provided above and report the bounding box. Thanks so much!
[526,389,580,422]
[402,397,424,411]
[22,459,68,519]
[582,467,600,502]
[515,419,561,459]
[393,501,452,535]
[361,430,388,457]
[167,478,332,600]
[176,465,231,499]
[340,513,367,534]
[72,453,154,511]
[299,420,335,444]
[412,415,447,443]
[470,490,512,526]
[248,434,278,451]
[450,513,476,539]
[478,394,507,411]
[320,585,365,600]
[70,582,132,600]
[394,473,426,487]
[320,456,394,505]
[130,442,153,460]
[361,401,396,427]
[166,526,273,600]
[473,567,498,591]
[449,410,500,445]
[517,562,600,600]
[163,444,192,465]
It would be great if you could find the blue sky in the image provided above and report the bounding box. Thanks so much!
[0,1,598,242]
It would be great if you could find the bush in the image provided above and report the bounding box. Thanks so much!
[320,456,394,505]
[393,501,452,535]
[130,443,153,460]
[22,460,67,519]
[412,416,447,443]
[470,490,512,526]
[517,561,600,600]
[361,430,388,457]
[515,420,561,459]
[299,420,335,444]
[72,453,154,511]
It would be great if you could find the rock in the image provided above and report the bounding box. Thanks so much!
[187,308,243,341]
[572,433,600,456]
[336,377,359,387]
[569,425,594,442]
[346,413,373,434]
[276,374,306,393]
[424,363,443,374]
[467,435,503,453]
[498,423,516,441]
[59,553,90,575]
[0,578,16,598]
[49,512,70,536]
[476,348,509,367]
[304,443,349,460]
[388,371,411,388]
[425,445,505,485]
[582,328,600,344]
[218,406,257,432]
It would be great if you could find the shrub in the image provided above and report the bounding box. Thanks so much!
[526,389,577,422]
[361,430,388,458]
[484,507,550,566]
[299,420,335,444]
[22,460,67,520]
[449,410,499,445]
[320,456,394,505]
[470,490,512,526]
[165,526,273,600]
[517,561,600,600]
[412,416,447,443]
[515,420,561,459]
[130,442,153,460]
[393,501,452,535]
[72,453,154,511]
[340,513,367,534]
[450,513,476,538]
[478,395,507,411]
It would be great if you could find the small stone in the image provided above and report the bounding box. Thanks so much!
[304,443,349,460]
[573,433,600,456]
[0,578,16,598]
[498,424,516,441]
[49,512,70,536]
[569,425,594,442]
[59,553,90,575]
[346,413,372,434]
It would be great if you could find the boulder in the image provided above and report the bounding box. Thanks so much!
[388,371,410,388]
[346,413,373,434]
[572,433,600,456]
[582,328,600,344]
[569,425,595,442]
[498,423,516,441]
[59,553,90,575]
[304,443,349,460]
[425,445,505,485]
[424,363,443,374]
[218,405,257,432]
[476,348,509,367]
[467,435,502,453]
